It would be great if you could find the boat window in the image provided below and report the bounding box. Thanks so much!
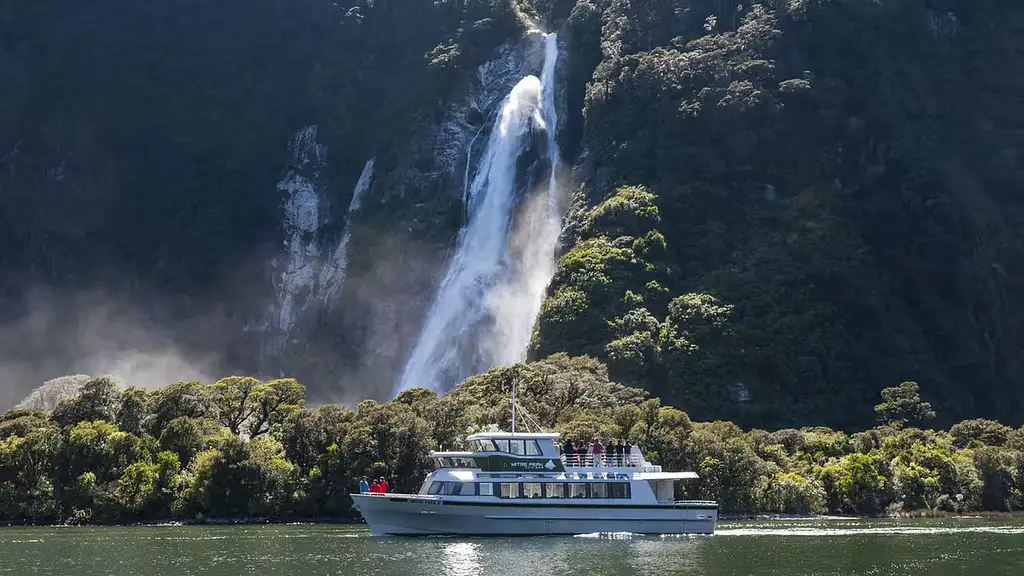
[498,482,520,499]
[590,483,609,499]
[427,481,444,495]
[610,482,631,499]
[509,440,525,455]
[523,482,542,498]
[525,440,542,456]
[450,482,474,496]
[568,483,587,499]
[453,458,476,468]
[478,482,494,496]
[493,439,510,453]
[441,481,458,495]
[543,482,564,498]
[471,439,498,452]
[440,458,454,468]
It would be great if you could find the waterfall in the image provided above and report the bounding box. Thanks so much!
[273,125,327,336]
[317,158,374,307]
[396,33,562,393]
[263,146,372,359]
[540,32,561,218]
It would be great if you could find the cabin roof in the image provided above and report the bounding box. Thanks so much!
[636,472,699,481]
[466,432,561,441]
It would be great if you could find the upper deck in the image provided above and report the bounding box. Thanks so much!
[431,431,683,477]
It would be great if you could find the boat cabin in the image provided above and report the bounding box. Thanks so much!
[421,431,699,504]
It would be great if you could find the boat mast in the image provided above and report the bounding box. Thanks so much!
[511,378,516,434]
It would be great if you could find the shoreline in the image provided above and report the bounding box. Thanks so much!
[5,511,1024,529]
[0,517,366,529]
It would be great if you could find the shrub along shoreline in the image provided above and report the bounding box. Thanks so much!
[2,354,1022,525]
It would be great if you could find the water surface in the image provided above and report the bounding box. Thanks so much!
[1,518,1022,575]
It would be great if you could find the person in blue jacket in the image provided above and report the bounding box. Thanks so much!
[359,476,369,493]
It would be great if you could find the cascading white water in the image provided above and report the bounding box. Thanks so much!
[317,158,374,307]
[540,32,561,218]
[396,33,563,393]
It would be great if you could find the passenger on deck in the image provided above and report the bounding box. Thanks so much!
[379,477,388,493]
[370,479,380,493]
[359,477,369,493]
[592,438,604,468]
[562,439,576,465]
[616,440,626,465]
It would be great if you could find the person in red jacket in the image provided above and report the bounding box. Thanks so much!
[379,477,388,493]
[369,479,380,493]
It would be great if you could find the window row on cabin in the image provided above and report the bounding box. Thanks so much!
[426,481,632,499]
[467,439,547,456]
[434,457,480,468]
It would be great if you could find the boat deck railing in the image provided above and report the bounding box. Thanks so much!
[560,454,661,472]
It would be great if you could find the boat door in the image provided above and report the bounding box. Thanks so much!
[544,519,556,535]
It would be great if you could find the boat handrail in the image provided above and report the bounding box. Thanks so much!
[560,454,661,472]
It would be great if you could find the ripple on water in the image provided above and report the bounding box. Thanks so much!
[2,520,1023,575]
[717,523,1024,537]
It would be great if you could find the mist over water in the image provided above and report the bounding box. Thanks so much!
[397,33,563,394]
[0,290,218,410]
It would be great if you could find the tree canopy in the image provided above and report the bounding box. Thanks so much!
[1,361,1023,524]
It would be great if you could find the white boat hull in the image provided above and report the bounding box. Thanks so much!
[352,494,717,536]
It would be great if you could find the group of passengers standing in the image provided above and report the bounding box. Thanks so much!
[560,438,634,467]
[359,476,388,494]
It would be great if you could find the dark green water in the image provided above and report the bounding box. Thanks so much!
[1,518,1022,575]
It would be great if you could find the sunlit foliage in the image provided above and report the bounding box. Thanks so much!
[1,364,1023,523]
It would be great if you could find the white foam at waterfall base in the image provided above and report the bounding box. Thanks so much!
[397,33,563,393]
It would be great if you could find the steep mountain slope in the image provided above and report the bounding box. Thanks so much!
[2,0,1023,430]
[534,0,1024,428]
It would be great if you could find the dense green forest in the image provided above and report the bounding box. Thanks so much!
[2,363,1023,524]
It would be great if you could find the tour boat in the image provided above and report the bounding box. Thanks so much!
[352,386,717,536]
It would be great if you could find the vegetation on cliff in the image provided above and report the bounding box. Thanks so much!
[2,367,1023,524]
[536,0,1024,430]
